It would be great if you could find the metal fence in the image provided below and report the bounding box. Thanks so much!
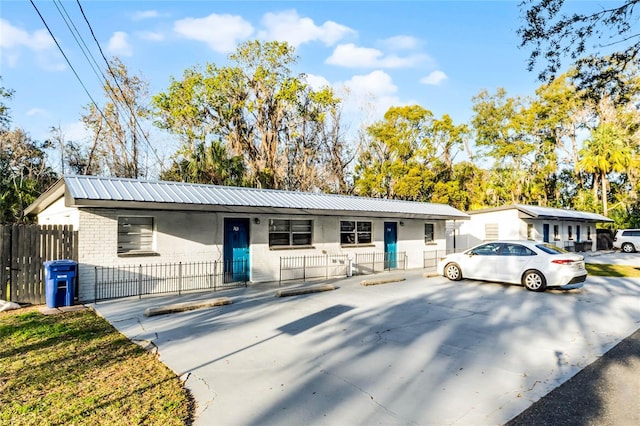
[353,252,406,275]
[423,248,466,272]
[279,254,350,285]
[94,260,248,302]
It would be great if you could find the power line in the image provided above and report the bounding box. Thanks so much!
[51,0,149,172]
[75,0,164,169]
[29,0,139,176]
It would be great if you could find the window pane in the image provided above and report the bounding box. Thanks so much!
[357,221,372,232]
[341,233,356,244]
[291,220,311,232]
[425,223,434,242]
[340,221,355,232]
[269,233,290,246]
[292,233,312,245]
[357,232,372,244]
[270,219,290,232]
[118,217,153,253]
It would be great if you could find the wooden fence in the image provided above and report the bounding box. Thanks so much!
[0,224,78,304]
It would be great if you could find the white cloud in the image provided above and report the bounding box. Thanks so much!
[64,120,92,142]
[303,73,331,91]
[131,10,161,21]
[107,32,133,57]
[26,108,49,117]
[380,35,419,50]
[136,31,164,41]
[174,14,253,53]
[259,10,354,47]
[0,18,64,70]
[0,19,54,50]
[420,70,448,86]
[326,43,427,69]
[337,70,402,118]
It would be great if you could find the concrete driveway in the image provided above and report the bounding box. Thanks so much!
[93,268,640,425]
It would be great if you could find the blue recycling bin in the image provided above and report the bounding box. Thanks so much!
[44,260,77,308]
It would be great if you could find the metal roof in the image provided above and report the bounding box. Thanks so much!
[468,204,613,222]
[27,175,470,220]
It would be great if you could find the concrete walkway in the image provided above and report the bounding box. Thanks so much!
[93,269,640,425]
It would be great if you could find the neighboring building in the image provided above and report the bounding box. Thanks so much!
[459,204,613,251]
[25,175,469,302]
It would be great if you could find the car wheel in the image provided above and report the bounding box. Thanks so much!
[621,243,636,253]
[444,263,462,281]
[523,270,547,292]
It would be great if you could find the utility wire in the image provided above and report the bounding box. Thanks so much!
[75,0,164,169]
[52,0,142,170]
[29,0,140,176]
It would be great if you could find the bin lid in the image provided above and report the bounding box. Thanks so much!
[44,259,78,267]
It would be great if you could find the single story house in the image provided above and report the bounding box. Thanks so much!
[459,204,613,251]
[25,175,469,302]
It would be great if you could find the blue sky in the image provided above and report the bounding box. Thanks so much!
[1,1,587,167]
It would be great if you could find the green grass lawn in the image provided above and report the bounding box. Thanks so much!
[0,308,193,425]
[586,263,640,277]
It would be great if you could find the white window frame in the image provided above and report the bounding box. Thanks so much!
[269,219,313,248]
[424,223,435,244]
[117,216,155,255]
[527,223,535,240]
[340,220,373,246]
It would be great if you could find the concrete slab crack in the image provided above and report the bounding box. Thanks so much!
[183,372,217,419]
[320,369,415,424]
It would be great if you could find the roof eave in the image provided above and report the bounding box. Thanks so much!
[68,198,469,220]
[23,178,66,216]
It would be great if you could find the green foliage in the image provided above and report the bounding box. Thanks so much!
[161,140,247,186]
[0,125,57,223]
[153,40,350,191]
[519,0,640,104]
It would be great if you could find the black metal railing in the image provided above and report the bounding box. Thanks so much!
[279,254,350,285]
[353,251,406,275]
[94,260,248,302]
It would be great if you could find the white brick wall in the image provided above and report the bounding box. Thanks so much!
[36,205,449,302]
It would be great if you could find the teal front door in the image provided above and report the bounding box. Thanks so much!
[384,222,397,269]
[224,218,250,282]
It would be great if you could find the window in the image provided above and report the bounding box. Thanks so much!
[118,216,154,254]
[503,243,536,256]
[424,223,435,244]
[527,224,535,240]
[587,227,591,240]
[568,225,573,240]
[340,220,372,245]
[469,242,502,255]
[269,219,312,247]
[553,225,560,240]
[485,223,499,240]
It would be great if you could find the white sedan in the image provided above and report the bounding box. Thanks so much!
[437,240,587,292]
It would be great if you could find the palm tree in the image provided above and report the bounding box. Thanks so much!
[578,123,631,216]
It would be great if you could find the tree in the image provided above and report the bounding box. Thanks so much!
[519,0,640,103]
[578,123,632,215]
[354,105,436,200]
[160,140,246,186]
[0,83,57,222]
[154,40,349,191]
[0,80,14,131]
[0,129,57,222]
[82,57,151,178]
[471,88,538,204]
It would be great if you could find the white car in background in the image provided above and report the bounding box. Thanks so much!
[612,229,640,253]
[438,240,587,292]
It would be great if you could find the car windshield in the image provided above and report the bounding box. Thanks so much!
[535,243,568,254]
